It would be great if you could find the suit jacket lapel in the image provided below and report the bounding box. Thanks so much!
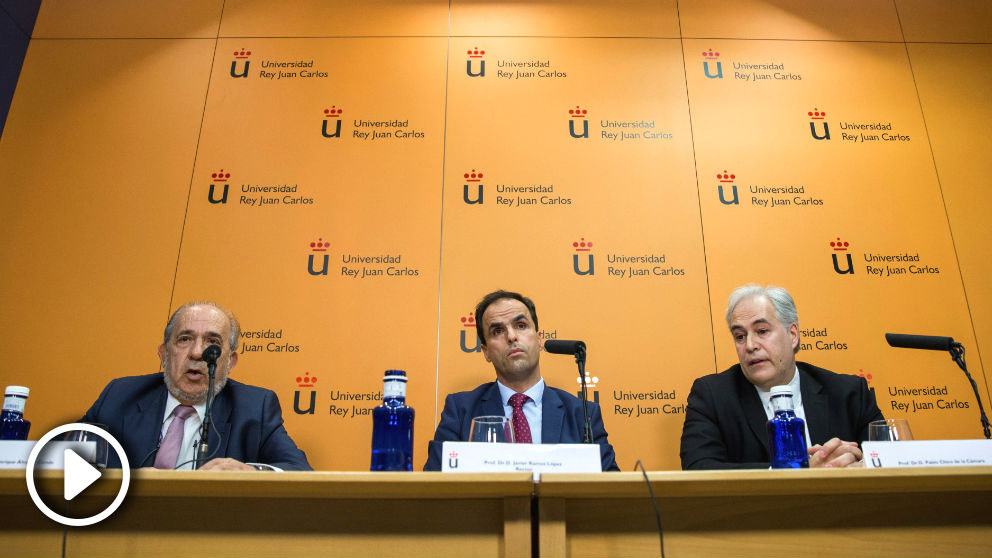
[542,385,565,444]
[461,382,507,439]
[127,384,167,467]
[799,365,829,445]
[478,382,505,414]
[737,369,770,455]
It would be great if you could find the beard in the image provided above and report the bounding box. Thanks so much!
[162,353,228,405]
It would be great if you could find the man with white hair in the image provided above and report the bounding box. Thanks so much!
[680,285,884,469]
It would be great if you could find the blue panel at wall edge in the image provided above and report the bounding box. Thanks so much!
[0,0,41,140]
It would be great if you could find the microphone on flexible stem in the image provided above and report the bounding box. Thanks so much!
[544,340,594,444]
[884,333,955,352]
[885,333,991,440]
[198,344,222,468]
[544,340,586,356]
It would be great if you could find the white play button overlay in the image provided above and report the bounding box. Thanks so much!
[63,449,102,501]
[26,423,131,527]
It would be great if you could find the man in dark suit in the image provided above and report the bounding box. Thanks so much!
[680,285,883,470]
[424,290,618,471]
[81,301,311,471]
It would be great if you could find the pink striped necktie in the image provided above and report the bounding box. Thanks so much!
[154,405,196,469]
[508,393,533,444]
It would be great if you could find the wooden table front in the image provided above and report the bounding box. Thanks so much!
[0,470,535,558]
[537,467,992,558]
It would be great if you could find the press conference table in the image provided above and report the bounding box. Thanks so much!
[1,467,990,558]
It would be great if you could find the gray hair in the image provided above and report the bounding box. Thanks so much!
[163,301,241,352]
[725,284,799,331]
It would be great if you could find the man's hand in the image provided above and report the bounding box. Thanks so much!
[807,437,864,468]
[198,457,256,471]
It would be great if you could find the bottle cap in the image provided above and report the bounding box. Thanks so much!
[383,370,407,382]
[4,386,29,398]
[769,385,792,397]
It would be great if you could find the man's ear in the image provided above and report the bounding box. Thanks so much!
[228,351,239,371]
[157,344,166,367]
[481,343,491,363]
[789,322,800,351]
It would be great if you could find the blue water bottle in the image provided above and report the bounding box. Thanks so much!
[0,386,31,440]
[767,386,809,468]
[370,370,415,471]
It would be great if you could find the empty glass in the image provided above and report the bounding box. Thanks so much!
[62,423,111,468]
[469,416,514,443]
[869,418,914,442]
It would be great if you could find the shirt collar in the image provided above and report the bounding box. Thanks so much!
[754,365,802,411]
[496,377,545,406]
[162,392,207,424]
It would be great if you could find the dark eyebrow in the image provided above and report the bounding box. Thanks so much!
[488,314,528,332]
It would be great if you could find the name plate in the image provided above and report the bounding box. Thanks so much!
[863,439,992,468]
[441,442,601,473]
[0,441,97,469]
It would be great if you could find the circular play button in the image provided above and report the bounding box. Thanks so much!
[25,423,131,526]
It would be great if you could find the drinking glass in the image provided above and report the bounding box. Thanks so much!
[868,418,914,441]
[62,423,111,468]
[469,416,514,443]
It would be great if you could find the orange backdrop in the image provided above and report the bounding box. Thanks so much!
[1,0,989,471]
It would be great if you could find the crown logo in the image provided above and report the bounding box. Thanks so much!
[460,312,476,328]
[448,451,459,458]
[717,170,735,183]
[870,451,879,458]
[467,47,485,58]
[858,369,872,386]
[573,237,593,252]
[210,169,231,182]
[234,49,252,60]
[568,106,588,118]
[323,106,343,118]
[576,372,599,388]
[310,238,329,252]
[464,169,483,182]
[296,372,317,388]
[808,108,826,120]
[702,48,720,60]
[829,237,849,251]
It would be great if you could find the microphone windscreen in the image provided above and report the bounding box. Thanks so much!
[544,340,585,355]
[203,344,222,364]
[885,333,954,351]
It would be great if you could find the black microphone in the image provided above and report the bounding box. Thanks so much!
[198,344,222,468]
[544,340,586,355]
[885,333,955,351]
[543,339,593,443]
[203,344,222,365]
[885,333,991,440]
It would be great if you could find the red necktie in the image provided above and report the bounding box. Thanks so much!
[508,393,532,444]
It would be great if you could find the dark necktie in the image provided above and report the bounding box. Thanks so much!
[508,392,533,444]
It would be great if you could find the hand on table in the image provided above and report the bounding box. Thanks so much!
[807,437,864,468]
[198,458,257,471]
